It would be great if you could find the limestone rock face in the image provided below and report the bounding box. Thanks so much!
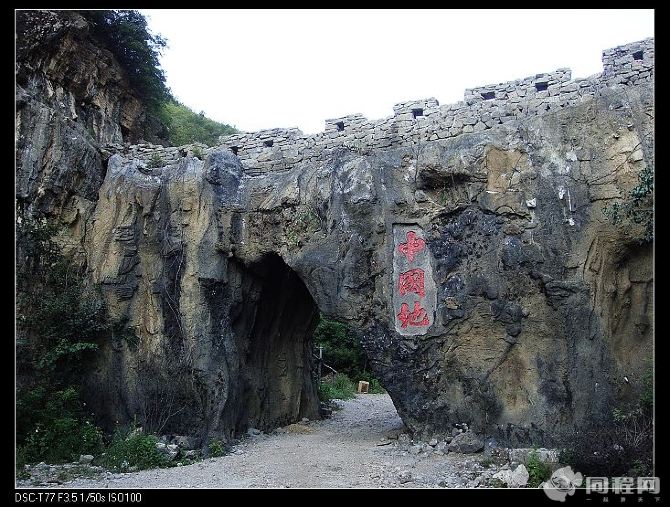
[16,10,165,218]
[16,25,653,446]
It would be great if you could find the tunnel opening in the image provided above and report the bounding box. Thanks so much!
[228,253,321,435]
[311,315,388,400]
[226,253,397,438]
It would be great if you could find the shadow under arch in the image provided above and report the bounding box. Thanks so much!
[225,252,321,434]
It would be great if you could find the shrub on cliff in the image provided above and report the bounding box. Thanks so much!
[79,10,238,146]
[16,213,109,383]
[16,212,111,467]
[603,165,654,244]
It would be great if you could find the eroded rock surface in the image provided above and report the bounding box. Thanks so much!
[16,23,654,447]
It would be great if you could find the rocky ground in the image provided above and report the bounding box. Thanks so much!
[17,394,553,489]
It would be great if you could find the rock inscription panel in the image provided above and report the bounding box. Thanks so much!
[392,225,437,336]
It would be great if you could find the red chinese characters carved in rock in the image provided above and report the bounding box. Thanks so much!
[397,301,430,328]
[397,231,426,263]
[398,268,426,297]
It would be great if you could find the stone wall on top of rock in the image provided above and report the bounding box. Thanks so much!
[101,38,653,183]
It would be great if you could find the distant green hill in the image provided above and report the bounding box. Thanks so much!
[159,101,238,147]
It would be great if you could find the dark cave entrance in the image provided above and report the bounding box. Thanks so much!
[229,253,321,434]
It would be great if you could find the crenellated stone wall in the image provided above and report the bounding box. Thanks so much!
[101,38,653,179]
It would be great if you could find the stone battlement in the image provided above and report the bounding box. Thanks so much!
[103,38,653,174]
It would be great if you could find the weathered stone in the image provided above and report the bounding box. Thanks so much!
[385,427,405,440]
[492,464,529,488]
[398,470,413,484]
[172,435,200,450]
[508,448,560,465]
[447,431,485,453]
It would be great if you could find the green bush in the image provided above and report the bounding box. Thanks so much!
[527,448,552,488]
[191,145,205,159]
[603,164,653,244]
[16,213,109,382]
[147,152,164,168]
[208,439,227,457]
[102,429,169,471]
[314,317,367,379]
[318,373,357,402]
[16,386,104,465]
[313,316,386,393]
[158,101,237,147]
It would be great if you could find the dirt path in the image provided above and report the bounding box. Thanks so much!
[23,394,501,488]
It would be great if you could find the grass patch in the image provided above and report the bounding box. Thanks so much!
[527,448,552,488]
[317,373,357,401]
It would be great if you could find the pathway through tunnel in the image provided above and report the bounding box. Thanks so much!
[228,251,398,437]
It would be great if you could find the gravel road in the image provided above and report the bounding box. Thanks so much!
[19,394,505,489]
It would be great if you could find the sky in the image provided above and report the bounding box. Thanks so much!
[141,9,654,135]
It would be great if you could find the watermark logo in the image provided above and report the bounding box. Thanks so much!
[543,466,584,502]
[543,470,660,502]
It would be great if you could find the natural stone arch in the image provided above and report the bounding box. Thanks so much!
[81,78,652,447]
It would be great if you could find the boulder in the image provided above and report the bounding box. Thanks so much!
[448,431,485,454]
[492,464,530,488]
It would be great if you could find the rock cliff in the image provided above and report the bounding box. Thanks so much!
[16,10,165,218]
[16,20,654,446]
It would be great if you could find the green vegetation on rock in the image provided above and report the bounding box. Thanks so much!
[79,10,170,113]
[603,165,654,244]
[207,439,228,457]
[317,373,357,402]
[101,428,169,472]
[526,448,552,488]
[16,387,104,466]
[79,10,238,146]
[16,212,110,470]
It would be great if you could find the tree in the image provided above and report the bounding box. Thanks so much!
[79,10,171,112]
